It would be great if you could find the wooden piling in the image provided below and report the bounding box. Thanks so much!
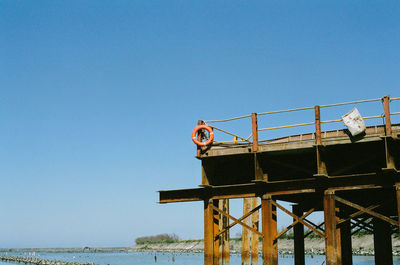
[293,205,305,265]
[324,192,338,265]
[251,197,259,265]
[242,198,251,265]
[262,196,278,265]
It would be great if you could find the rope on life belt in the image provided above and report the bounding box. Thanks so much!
[192,125,214,146]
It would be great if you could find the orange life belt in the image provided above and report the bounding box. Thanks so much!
[192,125,214,146]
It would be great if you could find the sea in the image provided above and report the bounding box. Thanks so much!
[1,251,400,265]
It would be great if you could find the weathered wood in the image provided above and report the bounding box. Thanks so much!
[272,200,325,238]
[213,204,263,237]
[373,217,393,265]
[213,200,220,265]
[219,199,230,265]
[204,199,214,265]
[293,205,305,265]
[334,195,397,226]
[340,216,353,265]
[242,198,251,265]
[324,192,338,265]
[262,196,278,265]
[252,113,258,152]
[251,197,259,265]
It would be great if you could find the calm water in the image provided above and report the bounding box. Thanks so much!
[0,251,399,265]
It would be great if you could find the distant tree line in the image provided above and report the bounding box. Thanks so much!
[135,233,180,245]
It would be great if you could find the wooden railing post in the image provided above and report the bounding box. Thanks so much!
[382,96,392,136]
[197,120,205,157]
[314,105,322,145]
[252,113,258,152]
[314,105,327,176]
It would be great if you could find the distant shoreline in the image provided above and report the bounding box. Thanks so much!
[1,235,400,256]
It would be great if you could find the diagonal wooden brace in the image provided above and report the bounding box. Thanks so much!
[212,204,263,238]
[334,195,397,226]
[275,208,315,240]
[271,200,326,238]
[337,204,380,226]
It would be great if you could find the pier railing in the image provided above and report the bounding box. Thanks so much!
[201,95,400,151]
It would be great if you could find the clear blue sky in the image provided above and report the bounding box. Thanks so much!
[1,1,399,248]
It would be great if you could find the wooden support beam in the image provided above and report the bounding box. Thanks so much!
[340,216,353,265]
[254,153,266,181]
[335,207,342,265]
[251,197,259,265]
[213,200,220,265]
[396,183,400,232]
[252,113,258,152]
[373,217,393,265]
[197,120,205,158]
[315,105,322,145]
[293,205,305,265]
[205,199,214,265]
[262,196,278,265]
[383,95,392,136]
[324,192,338,265]
[242,198,251,265]
[219,199,230,265]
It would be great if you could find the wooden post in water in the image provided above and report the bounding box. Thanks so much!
[219,199,230,265]
[242,198,251,265]
[293,205,305,265]
[262,195,278,265]
[324,191,338,265]
[204,199,214,265]
[251,197,260,265]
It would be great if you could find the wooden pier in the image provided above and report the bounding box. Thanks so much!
[159,95,400,265]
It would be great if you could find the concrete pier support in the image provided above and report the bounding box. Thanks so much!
[373,217,393,265]
[293,205,305,265]
[262,196,278,265]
